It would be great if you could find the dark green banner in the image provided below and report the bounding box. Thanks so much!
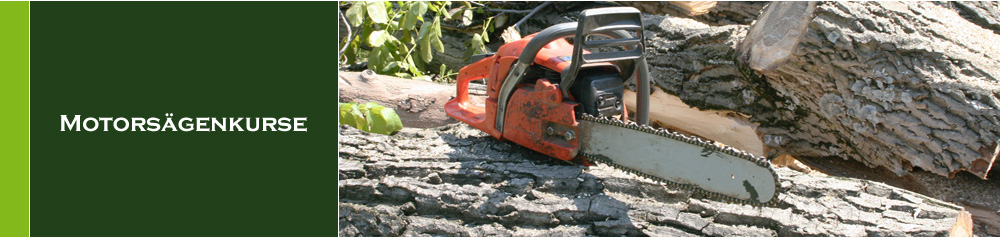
[30,2,338,236]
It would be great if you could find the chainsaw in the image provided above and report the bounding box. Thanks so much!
[445,7,779,206]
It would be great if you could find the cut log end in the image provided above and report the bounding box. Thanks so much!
[667,1,718,16]
[971,142,1000,179]
[624,90,764,156]
[949,209,974,237]
[738,1,816,71]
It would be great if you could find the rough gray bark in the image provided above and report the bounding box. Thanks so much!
[737,1,1000,179]
[943,1,1000,35]
[624,2,1000,180]
[339,125,968,236]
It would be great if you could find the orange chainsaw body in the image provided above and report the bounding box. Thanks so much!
[445,35,587,161]
[445,6,649,164]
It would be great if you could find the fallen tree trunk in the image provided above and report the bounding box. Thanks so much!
[338,70,461,128]
[624,2,1000,179]
[618,1,766,25]
[339,125,968,236]
[737,1,1000,179]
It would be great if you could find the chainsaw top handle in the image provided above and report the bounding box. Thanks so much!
[495,6,650,134]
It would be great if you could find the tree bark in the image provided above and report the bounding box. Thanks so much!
[339,125,968,236]
[942,1,1000,36]
[737,1,1000,179]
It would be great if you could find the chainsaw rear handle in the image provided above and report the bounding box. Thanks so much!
[496,20,650,133]
[453,54,493,106]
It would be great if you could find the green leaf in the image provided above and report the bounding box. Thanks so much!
[360,23,374,45]
[388,20,399,31]
[401,2,427,30]
[366,105,403,135]
[400,12,415,31]
[427,1,440,13]
[406,56,423,76]
[432,17,442,38]
[379,47,396,73]
[401,30,412,44]
[368,30,387,47]
[344,36,359,65]
[417,19,433,41]
[429,17,444,52]
[463,33,485,60]
[361,102,378,111]
[338,102,368,131]
[383,36,400,56]
[419,36,433,63]
[366,1,389,24]
[439,64,447,76]
[485,17,494,33]
[417,18,435,63]
[398,60,409,71]
[367,45,382,72]
[384,61,400,73]
[345,2,366,27]
[431,37,444,53]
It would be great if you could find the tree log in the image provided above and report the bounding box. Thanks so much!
[410,1,1000,179]
[737,1,1000,179]
[618,1,766,25]
[338,70,463,128]
[339,125,968,236]
[635,14,775,158]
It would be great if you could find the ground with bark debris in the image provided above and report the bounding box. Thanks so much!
[338,124,975,236]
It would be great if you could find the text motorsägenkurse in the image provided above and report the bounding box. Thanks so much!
[60,114,307,132]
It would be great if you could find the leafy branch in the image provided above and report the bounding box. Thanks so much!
[339,1,498,82]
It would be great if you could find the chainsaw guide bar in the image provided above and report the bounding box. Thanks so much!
[577,113,782,206]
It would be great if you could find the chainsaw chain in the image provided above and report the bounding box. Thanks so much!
[577,113,781,207]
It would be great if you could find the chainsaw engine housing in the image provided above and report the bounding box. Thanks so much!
[568,67,624,118]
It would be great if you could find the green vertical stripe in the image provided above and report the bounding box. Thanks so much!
[0,1,30,237]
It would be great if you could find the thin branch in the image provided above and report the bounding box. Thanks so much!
[469,1,539,14]
[513,1,553,32]
[338,8,352,62]
[486,8,534,14]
